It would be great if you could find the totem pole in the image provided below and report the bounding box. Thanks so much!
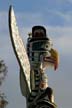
[9,6,59,108]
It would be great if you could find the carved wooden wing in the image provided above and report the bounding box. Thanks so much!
[9,6,31,96]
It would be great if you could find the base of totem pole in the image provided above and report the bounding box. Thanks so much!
[27,87,57,108]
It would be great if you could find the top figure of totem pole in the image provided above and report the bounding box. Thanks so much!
[9,5,59,108]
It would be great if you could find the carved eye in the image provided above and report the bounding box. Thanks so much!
[45,45,48,48]
[46,40,53,50]
[45,44,49,49]
[41,43,50,50]
[45,43,51,50]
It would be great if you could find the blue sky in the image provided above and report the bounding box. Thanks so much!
[0,0,72,108]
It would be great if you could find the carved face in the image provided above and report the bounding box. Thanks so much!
[27,39,59,70]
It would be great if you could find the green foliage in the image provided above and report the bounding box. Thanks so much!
[0,60,7,86]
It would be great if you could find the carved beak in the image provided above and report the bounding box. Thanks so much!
[43,48,59,70]
[50,48,59,70]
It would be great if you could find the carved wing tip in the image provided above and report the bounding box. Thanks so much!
[9,5,13,11]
